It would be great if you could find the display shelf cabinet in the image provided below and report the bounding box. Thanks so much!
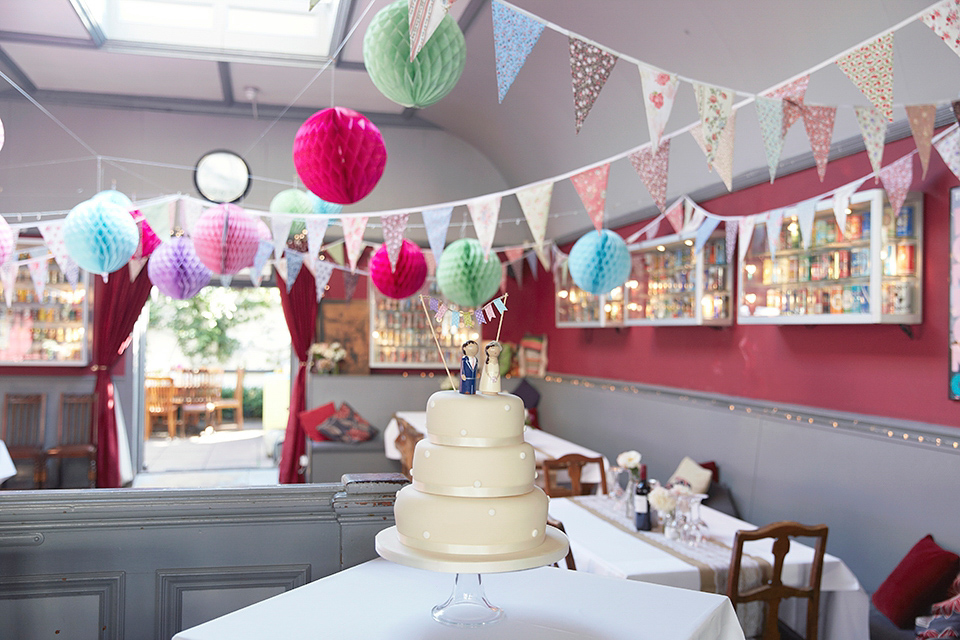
[737,189,922,325]
[0,263,91,365]
[555,282,623,328]
[368,281,480,369]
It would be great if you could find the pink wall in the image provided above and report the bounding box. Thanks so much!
[500,135,960,428]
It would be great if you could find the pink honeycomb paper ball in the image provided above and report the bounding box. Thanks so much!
[370,239,427,299]
[192,204,259,275]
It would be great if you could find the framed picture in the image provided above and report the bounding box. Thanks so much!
[950,187,960,400]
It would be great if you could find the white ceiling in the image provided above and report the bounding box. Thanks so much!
[0,0,957,246]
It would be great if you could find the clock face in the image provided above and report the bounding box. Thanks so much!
[194,150,251,204]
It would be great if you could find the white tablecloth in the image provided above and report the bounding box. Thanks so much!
[549,498,869,640]
[0,441,16,484]
[384,412,609,484]
[174,557,745,640]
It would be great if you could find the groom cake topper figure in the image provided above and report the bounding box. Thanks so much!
[459,340,479,395]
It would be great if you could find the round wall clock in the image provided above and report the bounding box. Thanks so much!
[193,150,252,204]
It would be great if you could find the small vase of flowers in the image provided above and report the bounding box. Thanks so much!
[309,342,347,374]
[615,450,642,518]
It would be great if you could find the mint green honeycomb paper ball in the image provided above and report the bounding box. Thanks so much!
[436,238,501,308]
[362,0,466,108]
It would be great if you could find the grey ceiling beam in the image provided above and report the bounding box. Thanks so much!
[0,31,98,49]
[68,0,107,48]
[218,61,235,106]
[0,45,36,93]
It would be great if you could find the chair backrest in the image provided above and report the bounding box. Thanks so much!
[57,393,97,446]
[394,417,424,480]
[146,377,176,412]
[232,369,245,406]
[547,517,577,570]
[726,521,829,640]
[1,394,46,448]
[542,454,608,497]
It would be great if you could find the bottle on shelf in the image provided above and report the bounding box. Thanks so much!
[634,464,652,532]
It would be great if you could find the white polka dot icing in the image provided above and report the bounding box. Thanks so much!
[460,429,467,436]
[504,404,511,411]
[423,531,430,539]
[473,480,482,488]
[429,400,436,408]
[519,452,526,459]
[532,529,538,537]
[423,450,430,458]
[488,509,496,516]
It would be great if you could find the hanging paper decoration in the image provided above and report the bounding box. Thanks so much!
[363,0,466,108]
[467,196,502,259]
[147,236,212,300]
[638,66,679,148]
[140,199,175,241]
[191,204,260,275]
[293,107,387,205]
[435,237,502,307]
[129,209,161,260]
[567,229,630,295]
[370,238,427,299]
[27,258,48,301]
[515,181,552,257]
[504,246,525,287]
[526,250,539,280]
[491,0,545,103]
[765,210,783,259]
[570,163,610,232]
[179,197,206,236]
[284,251,305,291]
[310,193,343,215]
[832,181,863,240]
[935,128,960,181]
[422,206,453,265]
[327,242,346,266]
[921,1,960,60]
[382,213,409,272]
[270,189,315,216]
[408,0,449,62]
[694,215,722,255]
[795,199,818,250]
[341,216,369,271]
[879,155,914,216]
[766,75,809,139]
[692,83,734,167]
[313,261,335,303]
[725,219,738,265]
[755,96,785,183]
[854,106,888,180]
[343,271,360,302]
[499,261,508,294]
[63,198,140,276]
[91,189,134,211]
[305,217,330,264]
[644,217,661,241]
[569,36,617,134]
[836,32,894,121]
[270,216,295,260]
[250,240,273,287]
[0,216,16,266]
[690,113,737,191]
[802,105,837,182]
[665,199,685,234]
[905,105,936,179]
[738,215,756,263]
[628,138,670,213]
[1,263,16,307]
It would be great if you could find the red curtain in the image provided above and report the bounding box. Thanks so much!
[276,269,317,484]
[92,267,154,488]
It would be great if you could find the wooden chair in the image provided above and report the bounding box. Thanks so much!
[394,416,424,480]
[1,394,47,488]
[541,454,608,498]
[726,521,829,640]
[212,369,244,429]
[179,368,222,433]
[46,393,97,488]
[145,376,178,438]
[548,517,577,570]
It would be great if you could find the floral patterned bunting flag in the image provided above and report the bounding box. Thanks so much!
[533,244,551,271]
[664,199,684,234]
[28,258,48,302]
[766,75,809,139]
[694,215,721,256]
[505,246,524,287]
[422,206,453,265]
[409,0,448,62]
[313,261,334,303]
[645,216,661,241]
[689,111,737,191]
[765,210,783,259]
[725,219,738,265]
[515,181,552,256]
[802,105,837,182]
[271,216,294,260]
[755,96,785,183]
[905,105,936,179]
[341,216,368,272]
[180,198,205,236]
[921,1,960,60]
[1,263,16,307]
[526,250,539,280]
[284,251,305,291]
[879,155,914,217]
[833,181,864,240]
[638,66,679,147]
[305,217,329,266]
[737,215,755,264]
[795,199,818,250]
[492,1,545,103]
[855,106,888,181]
[382,213,409,272]
[343,270,360,302]
[569,36,618,134]
[836,33,894,121]
[935,128,960,181]
[692,83,734,166]
[570,163,611,232]
[628,138,670,213]
[37,222,79,287]
[251,240,272,287]
[467,196,502,259]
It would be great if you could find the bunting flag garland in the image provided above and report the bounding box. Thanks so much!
[499,261,508,293]
[515,181,552,255]
[921,0,960,60]
[313,260,335,302]
[305,217,330,265]
[692,83,734,167]
[905,105,936,179]
[795,198,818,250]
[725,219,738,266]
[836,32,894,121]
[467,196,502,258]
[435,301,447,322]
[382,212,409,272]
[409,0,448,62]
[491,0,545,103]
[690,112,737,191]
[251,240,273,287]
[37,222,78,287]
[422,294,510,328]
[645,216,661,241]
[180,198,205,236]
[140,199,174,240]
[271,216,294,260]
[879,154,914,216]
[284,251,305,291]
[570,163,611,232]
[1,263,16,307]
[504,246,525,287]
[935,128,960,181]
[128,257,148,282]
[766,75,809,139]
[638,66,679,148]
[327,243,345,266]
[28,258,48,301]
[755,96,785,183]
[855,106,888,181]
[343,270,360,302]
[474,308,486,325]
[422,206,453,265]
[833,181,863,240]
[628,138,670,213]
[533,244,551,271]
[802,105,838,182]
[569,36,618,134]
[684,199,706,233]
[526,250,539,280]
[664,199,685,234]
[694,215,721,255]
[342,216,368,271]
[765,210,783,259]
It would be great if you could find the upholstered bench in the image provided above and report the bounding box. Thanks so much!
[305,432,401,483]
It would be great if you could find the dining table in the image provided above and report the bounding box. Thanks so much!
[548,494,869,640]
[173,557,746,640]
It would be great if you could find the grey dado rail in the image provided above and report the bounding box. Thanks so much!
[0,474,407,640]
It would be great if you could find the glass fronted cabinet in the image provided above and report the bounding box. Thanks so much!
[738,189,922,324]
[555,279,624,328]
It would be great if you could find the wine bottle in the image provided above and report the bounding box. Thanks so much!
[634,464,652,531]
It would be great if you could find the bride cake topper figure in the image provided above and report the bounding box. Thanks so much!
[479,341,502,395]
[459,340,479,395]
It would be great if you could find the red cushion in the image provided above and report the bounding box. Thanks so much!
[298,403,337,442]
[872,535,960,629]
[699,460,720,484]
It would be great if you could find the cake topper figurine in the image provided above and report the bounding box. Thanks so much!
[460,340,479,394]
[479,341,502,395]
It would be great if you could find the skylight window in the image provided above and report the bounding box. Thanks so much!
[84,0,346,64]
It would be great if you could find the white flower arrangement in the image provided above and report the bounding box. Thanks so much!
[616,450,642,480]
[309,341,347,373]
[648,486,677,513]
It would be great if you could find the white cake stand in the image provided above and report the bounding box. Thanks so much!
[376,525,568,627]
